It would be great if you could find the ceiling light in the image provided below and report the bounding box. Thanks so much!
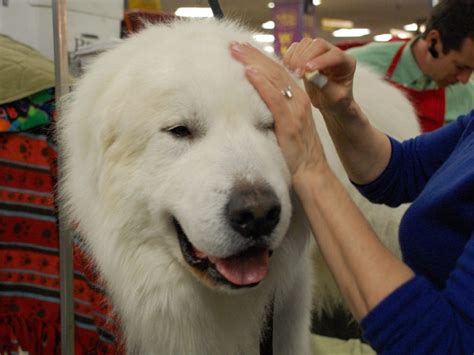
[312,0,321,5]
[262,21,275,30]
[253,34,275,43]
[403,23,418,32]
[374,34,393,42]
[390,28,413,39]
[321,18,354,30]
[419,24,426,33]
[174,7,213,18]
[267,2,275,9]
[332,28,370,38]
[263,46,275,54]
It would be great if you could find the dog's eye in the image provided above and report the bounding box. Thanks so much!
[167,125,192,139]
[263,122,275,131]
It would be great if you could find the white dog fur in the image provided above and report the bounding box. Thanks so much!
[59,19,420,354]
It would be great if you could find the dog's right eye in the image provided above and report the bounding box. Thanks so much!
[166,125,192,139]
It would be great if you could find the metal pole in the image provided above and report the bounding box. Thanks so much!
[52,0,75,354]
[53,0,70,100]
[208,0,224,19]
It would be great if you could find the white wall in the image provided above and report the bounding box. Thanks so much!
[0,0,123,59]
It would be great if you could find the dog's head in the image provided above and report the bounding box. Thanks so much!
[61,19,298,292]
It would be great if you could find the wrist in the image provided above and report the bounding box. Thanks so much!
[319,100,373,145]
[292,159,334,199]
[320,98,360,122]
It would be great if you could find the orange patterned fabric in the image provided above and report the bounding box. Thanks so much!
[1,123,124,354]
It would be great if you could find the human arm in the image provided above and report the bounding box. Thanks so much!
[282,38,392,185]
[362,234,474,353]
[229,41,415,321]
[354,115,469,206]
[285,39,469,205]
[229,41,474,351]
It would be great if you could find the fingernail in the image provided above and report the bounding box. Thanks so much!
[245,65,258,75]
[230,42,242,52]
[306,63,317,71]
[294,68,303,77]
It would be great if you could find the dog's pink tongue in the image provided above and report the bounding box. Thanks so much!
[210,249,269,286]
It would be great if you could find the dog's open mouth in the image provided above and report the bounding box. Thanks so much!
[173,218,270,289]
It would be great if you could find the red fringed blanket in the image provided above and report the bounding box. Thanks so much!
[0,92,123,354]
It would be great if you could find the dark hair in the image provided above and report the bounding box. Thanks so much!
[423,0,474,54]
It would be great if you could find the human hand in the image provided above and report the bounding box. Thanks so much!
[229,42,328,179]
[283,38,357,114]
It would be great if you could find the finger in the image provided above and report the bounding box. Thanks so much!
[230,42,282,78]
[305,46,354,74]
[230,41,259,66]
[231,42,304,97]
[283,41,306,72]
[283,42,298,68]
[297,38,333,72]
[244,65,294,131]
[285,37,313,76]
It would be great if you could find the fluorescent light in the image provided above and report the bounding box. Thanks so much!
[267,2,275,9]
[263,45,275,53]
[390,28,413,39]
[312,0,321,5]
[332,28,370,38]
[175,7,213,18]
[262,21,275,30]
[253,34,275,43]
[374,34,393,42]
[321,18,354,30]
[403,23,418,32]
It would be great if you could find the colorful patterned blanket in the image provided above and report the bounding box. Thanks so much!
[0,90,123,354]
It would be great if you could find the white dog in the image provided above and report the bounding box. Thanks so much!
[59,19,419,354]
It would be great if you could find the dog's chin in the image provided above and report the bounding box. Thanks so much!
[173,218,272,291]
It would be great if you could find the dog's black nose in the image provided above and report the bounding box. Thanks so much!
[226,183,281,239]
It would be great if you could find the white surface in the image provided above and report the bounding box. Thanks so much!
[29,0,123,19]
[0,0,123,59]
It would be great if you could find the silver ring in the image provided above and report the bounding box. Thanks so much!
[281,85,293,99]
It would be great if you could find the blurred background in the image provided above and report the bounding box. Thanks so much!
[0,0,438,62]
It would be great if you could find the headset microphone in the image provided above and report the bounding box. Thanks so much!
[429,40,439,58]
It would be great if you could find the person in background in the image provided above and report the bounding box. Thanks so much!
[348,0,474,132]
[229,32,474,353]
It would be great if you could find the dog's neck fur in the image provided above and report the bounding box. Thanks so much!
[113,248,274,353]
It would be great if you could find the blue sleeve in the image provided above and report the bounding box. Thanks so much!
[361,234,474,354]
[354,112,472,206]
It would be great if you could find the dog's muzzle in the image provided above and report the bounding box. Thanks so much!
[174,183,281,289]
[225,183,281,240]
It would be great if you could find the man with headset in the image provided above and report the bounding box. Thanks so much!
[348,0,474,132]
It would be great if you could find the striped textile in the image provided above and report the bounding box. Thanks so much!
[0,95,123,354]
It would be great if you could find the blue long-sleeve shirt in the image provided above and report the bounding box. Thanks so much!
[355,110,474,354]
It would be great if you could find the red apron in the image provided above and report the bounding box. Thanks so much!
[385,42,446,132]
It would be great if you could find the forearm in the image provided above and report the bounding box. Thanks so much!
[293,163,414,320]
[320,100,392,184]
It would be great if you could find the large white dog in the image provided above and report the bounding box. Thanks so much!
[59,19,419,354]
